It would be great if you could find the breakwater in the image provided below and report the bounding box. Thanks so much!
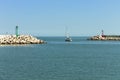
[89,35,120,40]
[0,35,45,44]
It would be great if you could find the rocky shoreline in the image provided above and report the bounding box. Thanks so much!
[89,35,120,41]
[0,35,45,44]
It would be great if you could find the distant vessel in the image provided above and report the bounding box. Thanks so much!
[65,35,72,42]
[65,27,72,42]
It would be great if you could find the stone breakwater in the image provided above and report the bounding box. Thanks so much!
[0,35,45,44]
[89,35,120,40]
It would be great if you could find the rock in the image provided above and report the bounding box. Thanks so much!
[0,35,45,44]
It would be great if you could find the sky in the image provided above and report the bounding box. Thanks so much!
[0,0,120,36]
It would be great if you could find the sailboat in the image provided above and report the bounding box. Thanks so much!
[65,33,72,42]
[65,27,72,42]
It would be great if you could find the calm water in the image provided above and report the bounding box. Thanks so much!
[0,37,120,80]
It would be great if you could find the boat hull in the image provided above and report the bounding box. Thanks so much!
[65,38,72,42]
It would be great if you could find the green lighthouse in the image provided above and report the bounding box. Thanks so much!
[15,26,19,37]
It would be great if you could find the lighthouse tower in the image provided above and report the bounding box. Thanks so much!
[15,26,19,37]
[101,30,104,37]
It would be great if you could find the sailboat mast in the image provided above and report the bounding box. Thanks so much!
[65,27,69,38]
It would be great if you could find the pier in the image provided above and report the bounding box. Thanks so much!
[88,30,120,41]
[89,35,120,41]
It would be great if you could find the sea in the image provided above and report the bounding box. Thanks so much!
[0,36,120,80]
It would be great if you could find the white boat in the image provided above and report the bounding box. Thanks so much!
[65,36,72,42]
[65,28,72,42]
